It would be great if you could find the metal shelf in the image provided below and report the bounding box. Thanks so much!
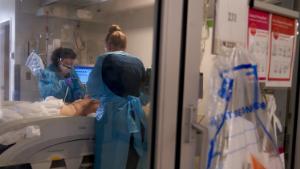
[254,1,299,18]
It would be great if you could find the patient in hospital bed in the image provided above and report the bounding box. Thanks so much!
[0,97,99,150]
[0,96,99,123]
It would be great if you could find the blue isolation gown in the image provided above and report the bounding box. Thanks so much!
[38,64,84,103]
[87,51,148,169]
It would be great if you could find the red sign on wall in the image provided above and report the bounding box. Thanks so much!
[267,14,297,87]
[248,9,270,80]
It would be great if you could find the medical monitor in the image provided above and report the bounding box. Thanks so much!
[74,66,94,85]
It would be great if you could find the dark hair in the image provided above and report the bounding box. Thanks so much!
[51,47,77,67]
[102,54,145,97]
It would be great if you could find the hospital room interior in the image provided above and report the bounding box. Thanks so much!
[1,0,300,169]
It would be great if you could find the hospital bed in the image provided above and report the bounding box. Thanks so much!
[0,116,95,169]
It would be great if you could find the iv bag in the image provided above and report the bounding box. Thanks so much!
[25,51,45,78]
[206,48,283,169]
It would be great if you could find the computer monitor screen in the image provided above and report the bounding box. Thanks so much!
[74,66,93,85]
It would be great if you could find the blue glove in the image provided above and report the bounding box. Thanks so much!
[65,77,73,87]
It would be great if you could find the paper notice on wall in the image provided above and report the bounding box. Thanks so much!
[267,14,297,87]
[248,9,270,81]
[53,39,61,49]
[213,0,249,56]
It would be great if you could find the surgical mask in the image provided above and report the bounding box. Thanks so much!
[59,63,73,75]
[62,63,73,70]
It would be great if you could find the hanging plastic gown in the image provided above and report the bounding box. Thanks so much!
[206,48,284,169]
[25,51,45,77]
[87,51,147,169]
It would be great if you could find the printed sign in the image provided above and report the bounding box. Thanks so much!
[213,0,249,55]
[267,14,297,87]
[248,9,270,81]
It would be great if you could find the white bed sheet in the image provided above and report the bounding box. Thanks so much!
[0,97,63,123]
[0,97,64,145]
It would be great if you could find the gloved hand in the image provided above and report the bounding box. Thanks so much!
[65,77,73,87]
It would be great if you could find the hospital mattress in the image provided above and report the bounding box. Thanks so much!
[0,116,95,169]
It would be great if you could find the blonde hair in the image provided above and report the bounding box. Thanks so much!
[105,24,127,51]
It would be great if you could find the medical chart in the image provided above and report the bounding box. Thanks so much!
[267,14,296,87]
[248,9,270,81]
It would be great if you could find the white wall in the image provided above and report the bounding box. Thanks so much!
[198,28,215,116]
[0,27,5,102]
[77,5,154,67]
[118,6,154,68]
[15,0,46,101]
[14,0,105,100]
[0,0,15,101]
[125,27,154,68]
[14,0,154,101]
[0,0,15,49]
[81,0,155,68]
[79,22,107,64]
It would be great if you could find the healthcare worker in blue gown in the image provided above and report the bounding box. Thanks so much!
[87,25,147,169]
[38,47,85,103]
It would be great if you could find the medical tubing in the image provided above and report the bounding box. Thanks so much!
[252,65,279,151]
[252,66,284,167]
[63,87,70,103]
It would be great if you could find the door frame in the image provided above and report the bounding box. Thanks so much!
[151,0,205,168]
[152,0,187,168]
[0,20,11,101]
[290,33,300,169]
[174,0,205,168]
[0,20,13,101]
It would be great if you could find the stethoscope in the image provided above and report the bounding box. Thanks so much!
[59,58,73,103]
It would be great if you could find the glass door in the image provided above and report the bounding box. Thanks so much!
[173,0,206,168]
[0,0,185,169]
[176,1,300,169]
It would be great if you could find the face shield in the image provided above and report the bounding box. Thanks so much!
[59,58,75,76]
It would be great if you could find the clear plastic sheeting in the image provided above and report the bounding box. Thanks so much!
[206,48,283,169]
[25,51,45,77]
[264,95,282,146]
[0,97,63,123]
